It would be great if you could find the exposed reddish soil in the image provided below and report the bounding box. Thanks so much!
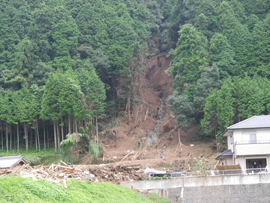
[103,53,218,170]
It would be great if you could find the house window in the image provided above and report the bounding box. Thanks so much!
[246,158,266,173]
[249,134,257,144]
[221,159,227,165]
[241,131,256,144]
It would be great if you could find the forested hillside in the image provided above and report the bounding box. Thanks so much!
[0,0,163,153]
[1,0,270,154]
[166,0,270,139]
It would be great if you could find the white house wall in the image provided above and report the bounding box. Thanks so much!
[234,157,246,169]
[227,135,234,152]
[230,129,270,156]
[236,144,270,156]
[226,158,233,165]
[233,129,270,144]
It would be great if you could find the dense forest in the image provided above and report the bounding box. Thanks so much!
[0,0,164,153]
[166,0,270,139]
[0,0,270,153]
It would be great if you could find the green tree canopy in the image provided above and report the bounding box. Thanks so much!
[209,33,236,78]
[171,25,208,94]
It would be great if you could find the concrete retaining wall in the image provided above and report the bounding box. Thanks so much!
[121,175,270,203]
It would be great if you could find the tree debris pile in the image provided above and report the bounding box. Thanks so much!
[0,161,145,184]
[86,163,144,183]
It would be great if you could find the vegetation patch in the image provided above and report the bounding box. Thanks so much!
[1,148,63,166]
[0,176,170,203]
[149,193,171,203]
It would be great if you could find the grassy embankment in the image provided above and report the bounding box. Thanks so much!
[0,176,170,203]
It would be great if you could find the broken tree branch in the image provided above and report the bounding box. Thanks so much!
[144,108,149,121]
[174,128,187,153]
[118,151,135,163]
[161,117,173,128]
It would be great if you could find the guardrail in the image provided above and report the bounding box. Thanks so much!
[184,168,269,177]
[146,168,270,180]
[145,168,270,179]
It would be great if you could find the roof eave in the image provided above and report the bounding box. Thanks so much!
[215,154,233,160]
[215,150,233,160]
[227,127,270,131]
[220,129,233,137]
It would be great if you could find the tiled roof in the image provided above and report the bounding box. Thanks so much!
[227,115,270,130]
[0,155,27,168]
[215,150,233,160]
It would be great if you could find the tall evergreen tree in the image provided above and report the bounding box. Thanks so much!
[32,3,80,69]
[15,87,38,153]
[250,14,270,77]
[168,93,195,131]
[216,2,252,74]
[246,14,260,32]
[193,64,222,114]
[230,0,247,24]
[201,78,234,136]
[3,37,37,90]
[209,33,236,78]
[233,76,266,121]
[239,0,270,20]
[0,93,11,152]
[170,25,208,94]
[201,89,219,137]
[41,71,63,152]
[77,61,106,141]
[216,78,234,133]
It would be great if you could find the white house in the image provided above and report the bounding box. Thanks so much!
[216,115,270,171]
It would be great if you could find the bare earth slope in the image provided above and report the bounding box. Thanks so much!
[103,53,218,170]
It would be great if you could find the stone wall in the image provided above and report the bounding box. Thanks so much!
[121,174,270,203]
[165,184,270,203]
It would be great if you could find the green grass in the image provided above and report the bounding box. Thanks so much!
[149,193,171,203]
[0,148,63,165]
[0,147,57,157]
[0,176,170,203]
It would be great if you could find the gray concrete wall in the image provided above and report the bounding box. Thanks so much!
[121,174,270,203]
[169,184,270,203]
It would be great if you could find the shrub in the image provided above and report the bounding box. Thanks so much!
[90,142,103,158]
[24,156,41,166]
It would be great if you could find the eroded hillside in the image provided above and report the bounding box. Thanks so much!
[103,53,218,170]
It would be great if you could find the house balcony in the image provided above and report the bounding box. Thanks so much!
[235,140,270,156]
